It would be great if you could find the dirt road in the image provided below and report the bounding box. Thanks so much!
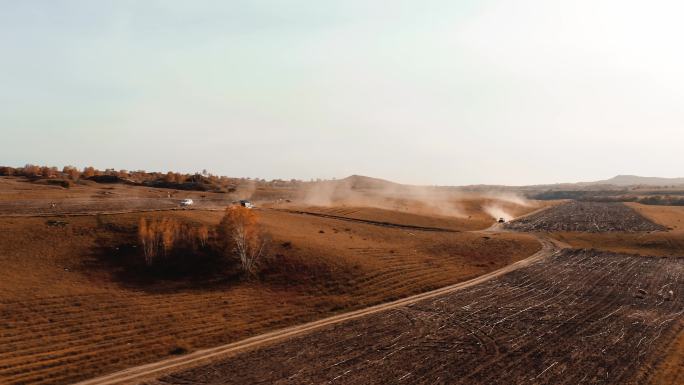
[73,234,562,385]
[276,208,460,232]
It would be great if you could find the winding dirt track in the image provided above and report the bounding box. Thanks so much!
[274,208,460,232]
[74,233,561,385]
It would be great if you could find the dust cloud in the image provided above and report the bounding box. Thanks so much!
[235,179,256,200]
[301,178,466,217]
[481,192,532,221]
[483,204,514,222]
[483,192,531,207]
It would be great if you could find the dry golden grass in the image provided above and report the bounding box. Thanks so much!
[627,202,684,232]
[0,176,235,216]
[275,196,549,232]
[0,200,540,384]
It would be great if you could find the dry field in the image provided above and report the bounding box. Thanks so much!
[3,175,682,385]
[278,195,539,232]
[0,177,236,216]
[0,177,541,384]
[147,249,684,385]
[505,201,665,232]
[509,200,684,384]
[546,203,684,257]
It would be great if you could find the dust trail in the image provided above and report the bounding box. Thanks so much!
[479,191,532,221]
[483,204,514,221]
[481,191,532,207]
[235,179,256,200]
[300,177,466,217]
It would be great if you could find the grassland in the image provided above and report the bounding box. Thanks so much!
[0,177,541,384]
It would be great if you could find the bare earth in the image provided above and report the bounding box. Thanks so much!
[146,249,683,385]
[505,201,666,232]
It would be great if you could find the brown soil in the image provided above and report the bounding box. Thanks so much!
[647,322,684,385]
[147,249,684,385]
[0,178,540,384]
[541,203,684,384]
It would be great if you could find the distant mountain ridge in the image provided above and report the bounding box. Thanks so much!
[339,175,402,189]
[330,174,684,190]
[590,175,684,186]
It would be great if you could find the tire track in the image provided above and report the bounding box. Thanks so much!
[272,209,460,232]
[73,234,559,385]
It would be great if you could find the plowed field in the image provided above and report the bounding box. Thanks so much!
[506,201,665,232]
[149,249,683,385]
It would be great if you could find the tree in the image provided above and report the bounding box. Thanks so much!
[83,166,96,178]
[217,206,268,277]
[63,166,80,180]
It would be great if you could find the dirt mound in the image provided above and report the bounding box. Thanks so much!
[337,175,402,190]
[506,201,666,232]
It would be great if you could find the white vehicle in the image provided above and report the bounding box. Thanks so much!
[180,198,194,207]
[239,200,254,208]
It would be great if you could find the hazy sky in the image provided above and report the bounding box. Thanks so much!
[2,1,683,185]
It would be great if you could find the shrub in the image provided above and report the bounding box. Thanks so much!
[82,166,97,178]
[168,346,188,355]
[40,166,57,178]
[62,166,80,180]
[47,179,72,188]
[0,166,15,176]
[22,164,41,177]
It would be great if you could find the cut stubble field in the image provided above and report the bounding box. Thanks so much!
[505,201,666,233]
[547,203,684,257]
[147,249,684,385]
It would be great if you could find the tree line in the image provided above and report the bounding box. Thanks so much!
[0,164,308,190]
